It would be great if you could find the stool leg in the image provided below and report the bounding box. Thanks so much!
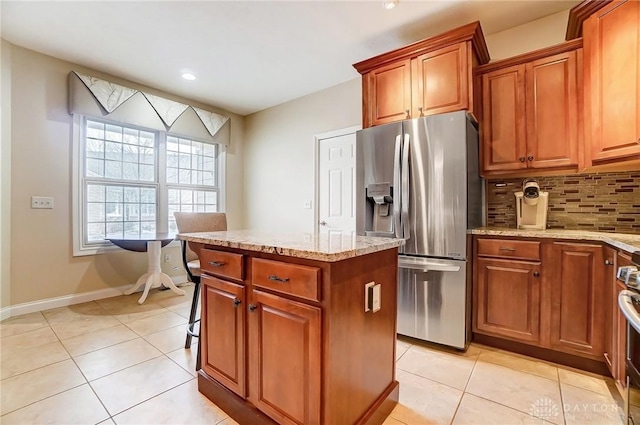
[185,280,201,349]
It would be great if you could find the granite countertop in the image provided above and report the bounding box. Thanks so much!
[177,230,404,262]
[471,227,640,254]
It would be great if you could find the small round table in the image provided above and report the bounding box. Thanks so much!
[107,234,186,304]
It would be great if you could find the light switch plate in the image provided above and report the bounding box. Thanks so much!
[31,196,54,209]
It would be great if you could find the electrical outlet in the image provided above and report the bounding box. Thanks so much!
[303,200,312,209]
[371,283,381,313]
[31,196,54,209]
[364,281,375,312]
[164,253,171,263]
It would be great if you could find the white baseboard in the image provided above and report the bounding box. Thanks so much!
[1,274,188,320]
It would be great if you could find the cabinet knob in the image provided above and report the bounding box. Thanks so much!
[527,155,534,161]
[533,271,540,278]
[418,107,424,117]
[248,304,257,312]
[605,260,613,266]
[233,298,241,307]
[405,109,410,119]
[519,157,526,163]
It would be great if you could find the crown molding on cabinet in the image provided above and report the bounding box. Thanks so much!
[566,0,613,40]
[353,21,490,74]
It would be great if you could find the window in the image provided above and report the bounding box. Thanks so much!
[73,116,224,255]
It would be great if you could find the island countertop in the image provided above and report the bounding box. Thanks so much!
[176,229,404,262]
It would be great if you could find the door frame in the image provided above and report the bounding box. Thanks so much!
[313,125,361,234]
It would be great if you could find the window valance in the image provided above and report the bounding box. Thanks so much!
[68,71,230,145]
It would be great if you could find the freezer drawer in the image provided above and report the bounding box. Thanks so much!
[397,256,468,349]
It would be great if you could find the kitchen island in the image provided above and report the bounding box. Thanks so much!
[177,230,404,425]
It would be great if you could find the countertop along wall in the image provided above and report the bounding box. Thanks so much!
[4,42,246,308]
[242,9,572,233]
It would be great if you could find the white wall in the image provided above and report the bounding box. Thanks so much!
[485,9,570,61]
[7,43,245,306]
[243,79,361,232]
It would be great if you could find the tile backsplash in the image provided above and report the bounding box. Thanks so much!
[486,172,640,234]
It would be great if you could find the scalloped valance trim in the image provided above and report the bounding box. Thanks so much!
[70,71,229,141]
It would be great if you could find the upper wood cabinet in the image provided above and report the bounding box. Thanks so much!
[478,42,582,175]
[583,0,640,164]
[367,59,412,126]
[354,22,490,128]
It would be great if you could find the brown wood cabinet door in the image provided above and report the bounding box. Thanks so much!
[603,246,617,373]
[525,51,580,169]
[549,243,605,359]
[413,42,469,117]
[367,59,411,127]
[585,0,640,163]
[481,64,527,172]
[201,275,246,398]
[475,257,541,343]
[248,289,321,425]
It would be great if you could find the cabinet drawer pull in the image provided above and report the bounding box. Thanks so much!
[208,261,226,267]
[418,106,424,117]
[533,271,540,278]
[248,304,257,312]
[233,298,241,307]
[405,109,410,119]
[499,247,516,252]
[268,275,290,283]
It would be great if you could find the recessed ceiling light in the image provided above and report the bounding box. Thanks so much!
[182,73,196,81]
[383,0,398,10]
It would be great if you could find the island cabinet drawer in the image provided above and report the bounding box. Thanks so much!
[200,249,244,281]
[476,238,541,261]
[251,258,321,302]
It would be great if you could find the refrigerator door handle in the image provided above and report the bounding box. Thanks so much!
[401,133,411,238]
[393,134,402,239]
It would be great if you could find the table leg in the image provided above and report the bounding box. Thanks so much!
[124,241,186,304]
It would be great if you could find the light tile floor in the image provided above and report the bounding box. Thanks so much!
[0,285,626,425]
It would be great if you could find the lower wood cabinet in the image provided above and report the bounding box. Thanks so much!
[474,236,610,364]
[201,275,246,397]
[197,247,400,425]
[248,289,321,425]
[548,242,604,359]
[475,258,541,343]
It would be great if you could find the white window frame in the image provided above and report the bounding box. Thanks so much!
[72,114,225,256]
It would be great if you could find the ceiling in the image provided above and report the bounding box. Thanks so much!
[1,1,580,116]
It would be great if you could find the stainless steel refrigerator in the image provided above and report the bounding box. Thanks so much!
[355,111,483,349]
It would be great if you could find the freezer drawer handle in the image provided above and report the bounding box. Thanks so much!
[399,261,460,272]
[268,275,290,283]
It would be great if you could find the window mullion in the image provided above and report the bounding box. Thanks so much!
[157,132,168,233]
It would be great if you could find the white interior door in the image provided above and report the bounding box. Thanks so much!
[316,129,357,236]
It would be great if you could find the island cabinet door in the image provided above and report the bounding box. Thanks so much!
[548,242,605,359]
[200,275,246,398]
[474,257,541,343]
[247,289,321,425]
